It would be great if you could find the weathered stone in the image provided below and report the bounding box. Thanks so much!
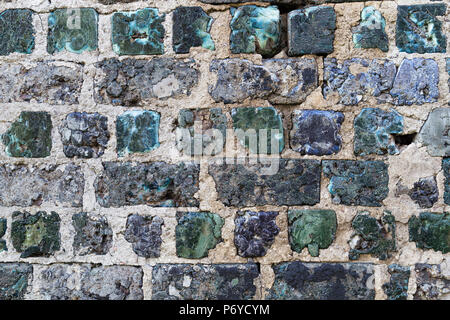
[0,62,83,105]
[94,161,199,208]
[352,6,388,52]
[390,58,439,106]
[396,4,446,54]
[348,211,396,260]
[2,111,52,158]
[232,107,284,154]
[444,158,450,205]
[234,211,279,258]
[124,214,164,258]
[94,58,199,106]
[230,5,281,57]
[288,210,337,257]
[0,164,84,207]
[173,7,214,54]
[176,108,227,156]
[267,262,375,300]
[48,8,98,54]
[11,211,61,258]
[408,177,438,209]
[323,58,396,105]
[354,108,404,156]
[290,110,344,156]
[112,8,164,55]
[59,112,109,159]
[0,218,6,252]
[152,263,259,300]
[420,108,450,157]
[447,58,450,104]
[0,9,34,55]
[323,160,389,207]
[408,212,449,254]
[72,212,113,256]
[39,264,143,300]
[288,6,336,56]
[0,263,32,300]
[116,110,160,156]
[414,264,450,300]
[176,212,224,259]
[382,264,410,300]
[209,159,321,207]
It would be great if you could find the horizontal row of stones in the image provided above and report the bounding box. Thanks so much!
[0,4,447,57]
[0,56,446,107]
[0,261,447,300]
[0,209,448,260]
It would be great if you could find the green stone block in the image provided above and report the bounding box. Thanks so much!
[176,212,224,259]
[408,212,450,254]
[352,6,388,52]
[0,218,6,252]
[116,110,160,156]
[0,9,35,55]
[288,210,337,257]
[382,264,410,300]
[48,8,98,54]
[0,263,33,300]
[112,8,165,55]
[11,211,61,258]
[232,107,284,154]
[349,211,396,260]
[2,111,52,158]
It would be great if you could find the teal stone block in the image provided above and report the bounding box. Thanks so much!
[116,110,160,156]
[112,8,165,55]
[230,5,281,57]
[396,4,446,54]
[48,8,98,54]
[352,6,388,52]
[0,9,35,55]
[409,212,450,254]
[232,106,284,154]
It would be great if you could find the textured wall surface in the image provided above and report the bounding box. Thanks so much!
[0,0,449,300]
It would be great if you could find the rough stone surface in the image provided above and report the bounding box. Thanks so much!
[0,218,6,252]
[11,211,61,258]
[396,4,447,54]
[348,211,396,260]
[230,5,281,57]
[288,6,336,55]
[0,263,33,300]
[288,209,337,257]
[176,212,224,259]
[152,263,259,300]
[39,264,143,300]
[94,161,200,208]
[72,212,113,256]
[111,8,165,55]
[209,159,321,207]
[267,262,375,300]
[2,111,52,158]
[232,107,284,154]
[176,108,227,156]
[173,7,214,54]
[352,6,388,52]
[382,264,410,300]
[124,214,164,258]
[59,112,110,159]
[420,108,450,157]
[116,110,160,156]
[408,212,449,254]
[290,110,344,156]
[0,62,83,104]
[94,58,199,106]
[444,158,450,205]
[0,164,84,207]
[408,177,439,209]
[353,108,404,156]
[0,9,34,55]
[322,160,389,207]
[48,8,98,54]
[234,211,279,258]
[414,264,450,300]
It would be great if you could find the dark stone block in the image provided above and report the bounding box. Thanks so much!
[382,264,410,300]
[443,158,450,205]
[414,264,450,300]
[124,214,164,258]
[0,9,34,55]
[72,212,113,256]
[0,263,33,300]
[408,212,449,254]
[408,177,438,209]
[0,218,6,252]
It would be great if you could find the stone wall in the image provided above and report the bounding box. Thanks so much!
[0,0,448,300]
